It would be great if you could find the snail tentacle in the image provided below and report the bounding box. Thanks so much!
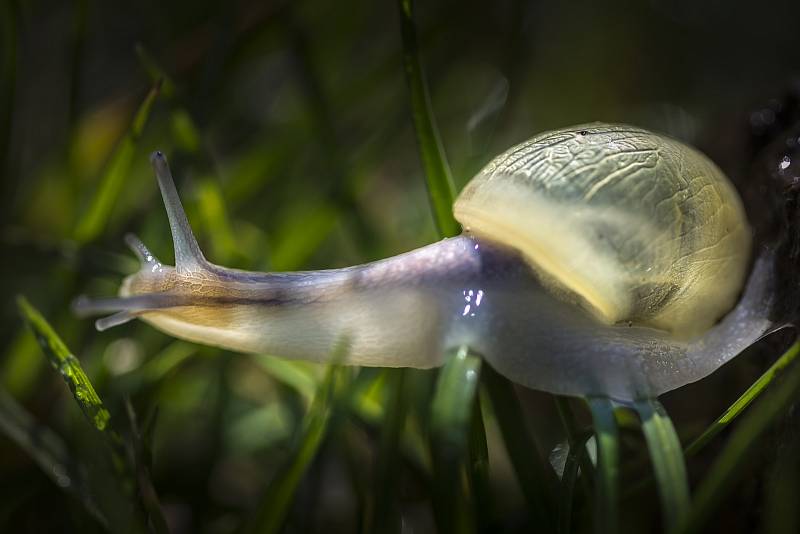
[150,151,210,274]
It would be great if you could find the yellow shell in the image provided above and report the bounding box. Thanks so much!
[454,123,752,338]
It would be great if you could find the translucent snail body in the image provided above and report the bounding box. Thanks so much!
[76,124,779,401]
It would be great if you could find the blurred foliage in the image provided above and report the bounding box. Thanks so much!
[2,0,800,533]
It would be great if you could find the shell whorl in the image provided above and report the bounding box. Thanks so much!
[454,123,752,338]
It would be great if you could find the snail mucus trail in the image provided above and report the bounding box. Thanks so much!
[75,123,786,402]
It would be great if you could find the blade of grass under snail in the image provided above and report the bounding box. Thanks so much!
[679,348,800,534]
[74,79,161,243]
[429,345,482,533]
[364,368,409,532]
[483,365,557,528]
[623,342,800,502]
[16,296,166,534]
[685,341,800,457]
[554,397,594,534]
[468,398,493,530]
[246,363,349,534]
[0,386,108,528]
[555,396,595,491]
[124,400,170,534]
[398,2,497,528]
[634,398,690,532]
[558,430,593,534]
[115,341,196,394]
[587,397,620,534]
[253,355,319,403]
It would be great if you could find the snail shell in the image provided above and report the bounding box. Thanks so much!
[455,124,752,338]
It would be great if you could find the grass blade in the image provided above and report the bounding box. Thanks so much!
[467,398,493,530]
[685,341,800,457]
[0,386,107,527]
[364,369,409,533]
[125,401,169,534]
[135,44,177,99]
[680,346,800,534]
[397,5,494,530]
[430,347,482,444]
[247,364,348,534]
[558,430,593,534]
[17,296,110,432]
[253,355,318,403]
[74,80,161,243]
[587,397,619,534]
[397,0,460,238]
[17,295,167,533]
[429,345,482,534]
[624,343,800,504]
[635,398,690,532]
[483,365,557,529]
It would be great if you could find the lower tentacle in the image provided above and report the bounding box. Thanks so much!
[72,293,191,331]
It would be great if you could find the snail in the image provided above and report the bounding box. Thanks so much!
[75,123,788,401]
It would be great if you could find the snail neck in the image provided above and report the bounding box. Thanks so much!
[126,235,520,367]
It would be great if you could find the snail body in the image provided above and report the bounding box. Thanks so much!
[76,123,779,400]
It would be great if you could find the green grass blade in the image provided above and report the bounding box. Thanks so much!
[635,398,690,532]
[253,354,318,403]
[125,401,169,534]
[679,347,800,534]
[3,330,46,398]
[247,364,348,534]
[17,296,111,432]
[249,403,329,534]
[17,295,166,533]
[397,0,460,238]
[135,44,204,157]
[558,430,593,534]
[365,369,409,533]
[397,5,493,529]
[430,347,482,442]
[132,341,195,387]
[467,398,493,530]
[135,44,177,99]
[74,80,161,243]
[0,386,107,527]
[429,346,482,534]
[761,413,800,534]
[685,341,800,457]
[555,396,595,490]
[587,397,620,534]
[483,365,557,529]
